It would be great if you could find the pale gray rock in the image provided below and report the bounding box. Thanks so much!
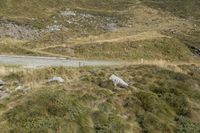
[15,86,30,94]
[0,80,5,86]
[0,91,9,100]
[48,77,65,83]
[109,74,128,88]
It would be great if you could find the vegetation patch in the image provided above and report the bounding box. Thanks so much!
[57,38,192,61]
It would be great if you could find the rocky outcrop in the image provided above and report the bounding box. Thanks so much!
[0,20,41,40]
[186,44,200,56]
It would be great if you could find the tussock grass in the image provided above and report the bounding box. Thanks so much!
[45,38,192,61]
[0,64,200,132]
[0,38,37,55]
[141,0,200,23]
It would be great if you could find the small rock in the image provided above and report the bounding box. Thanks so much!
[46,25,62,32]
[15,86,23,91]
[15,86,30,94]
[14,80,20,85]
[54,20,58,23]
[48,77,65,83]
[102,23,118,31]
[0,20,41,40]
[60,10,76,16]
[0,86,4,90]
[0,80,5,86]
[0,91,9,100]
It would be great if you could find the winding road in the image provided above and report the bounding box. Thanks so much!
[0,55,121,68]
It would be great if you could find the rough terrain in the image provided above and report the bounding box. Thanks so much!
[0,0,200,133]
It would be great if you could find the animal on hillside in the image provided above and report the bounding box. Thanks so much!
[109,74,128,88]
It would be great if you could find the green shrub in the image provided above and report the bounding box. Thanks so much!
[176,116,200,133]
[137,112,174,133]
[5,88,93,133]
[92,111,131,133]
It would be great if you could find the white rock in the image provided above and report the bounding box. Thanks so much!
[15,86,30,94]
[60,10,76,16]
[48,77,65,83]
[46,25,62,32]
[109,74,128,88]
[102,23,118,31]
[0,86,3,90]
[0,91,9,100]
[15,86,23,91]
[0,80,5,86]
[54,20,58,23]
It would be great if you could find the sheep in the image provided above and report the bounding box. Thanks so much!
[109,74,128,88]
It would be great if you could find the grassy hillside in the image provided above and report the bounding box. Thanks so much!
[0,1,200,132]
[0,0,199,59]
[0,65,199,132]
[0,0,135,28]
[141,0,200,48]
[141,0,200,23]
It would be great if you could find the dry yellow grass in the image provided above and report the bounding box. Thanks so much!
[0,65,22,77]
[37,30,169,50]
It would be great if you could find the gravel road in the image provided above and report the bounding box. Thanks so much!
[0,55,121,68]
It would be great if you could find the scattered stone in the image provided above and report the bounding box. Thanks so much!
[14,80,20,85]
[15,86,30,94]
[187,44,200,56]
[5,88,12,93]
[59,8,118,32]
[80,13,94,18]
[0,86,3,90]
[15,86,23,91]
[60,9,76,16]
[102,23,118,31]
[0,90,9,100]
[54,20,58,24]
[48,77,65,83]
[46,25,62,32]
[0,80,5,85]
[0,20,41,40]
[109,74,128,88]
